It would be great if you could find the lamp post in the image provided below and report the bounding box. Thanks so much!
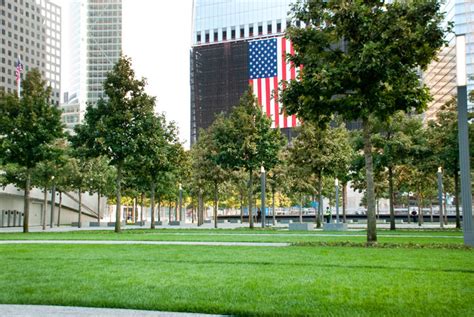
[437,167,444,229]
[261,165,266,228]
[179,183,183,223]
[335,178,340,224]
[456,34,474,245]
[50,176,55,228]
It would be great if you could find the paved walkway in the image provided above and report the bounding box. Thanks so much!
[0,240,290,247]
[0,305,225,317]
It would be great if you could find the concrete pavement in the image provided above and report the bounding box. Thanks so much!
[0,305,225,317]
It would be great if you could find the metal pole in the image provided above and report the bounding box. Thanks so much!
[50,178,55,228]
[335,178,340,224]
[437,167,444,229]
[456,34,474,246]
[261,166,266,229]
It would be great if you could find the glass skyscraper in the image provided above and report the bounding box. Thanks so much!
[61,0,122,131]
[0,0,61,106]
[423,0,474,119]
[190,0,294,144]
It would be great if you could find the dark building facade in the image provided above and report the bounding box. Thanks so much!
[190,0,295,145]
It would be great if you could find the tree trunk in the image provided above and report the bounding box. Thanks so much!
[57,191,62,227]
[430,202,433,223]
[299,196,303,223]
[248,169,254,229]
[23,170,31,233]
[78,188,82,228]
[140,193,144,226]
[454,170,461,229]
[240,191,244,223]
[418,196,424,226]
[388,166,396,230]
[317,170,322,228]
[150,181,156,229]
[198,190,203,226]
[362,118,377,243]
[272,187,276,226]
[157,195,161,223]
[42,188,48,230]
[214,182,218,229]
[97,190,101,225]
[376,199,379,219]
[167,202,171,222]
[175,198,178,221]
[407,194,411,224]
[115,162,123,233]
[342,182,347,224]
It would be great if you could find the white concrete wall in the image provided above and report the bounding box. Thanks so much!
[0,185,107,226]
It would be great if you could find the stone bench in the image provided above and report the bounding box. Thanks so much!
[71,222,88,227]
[89,222,107,227]
[323,223,348,231]
[289,223,314,231]
[168,221,183,226]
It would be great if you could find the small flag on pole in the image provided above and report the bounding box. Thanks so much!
[15,58,24,85]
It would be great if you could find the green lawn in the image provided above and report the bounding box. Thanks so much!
[0,243,473,316]
[0,228,465,245]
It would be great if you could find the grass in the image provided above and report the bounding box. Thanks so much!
[0,243,473,316]
[0,228,465,245]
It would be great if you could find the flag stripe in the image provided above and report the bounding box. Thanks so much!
[281,38,288,128]
[265,77,271,119]
[257,78,262,107]
[273,76,279,128]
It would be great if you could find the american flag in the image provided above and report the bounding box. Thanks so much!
[15,58,23,85]
[248,37,299,128]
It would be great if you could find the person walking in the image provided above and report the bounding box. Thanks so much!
[325,207,331,224]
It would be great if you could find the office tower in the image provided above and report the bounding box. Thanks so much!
[61,0,122,131]
[423,0,474,120]
[190,0,296,145]
[0,0,61,106]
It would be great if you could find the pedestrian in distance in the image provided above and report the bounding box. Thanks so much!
[325,207,331,224]
[411,209,418,224]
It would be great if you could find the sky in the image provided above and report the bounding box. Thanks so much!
[54,0,194,148]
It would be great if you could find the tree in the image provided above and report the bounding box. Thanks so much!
[282,0,448,242]
[427,99,462,228]
[130,112,182,229]
[289,121,352,227]
[214,89,285,228]
[191,118,229,228]
[267,150,289,225]
[88,156,116,224]
[371,112,425,230]
[0,69,64,233]
[71,56,154,233]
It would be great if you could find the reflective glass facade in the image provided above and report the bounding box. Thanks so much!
[61,0,122,131]
[192,0,293,45]
[423,0,474,118]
